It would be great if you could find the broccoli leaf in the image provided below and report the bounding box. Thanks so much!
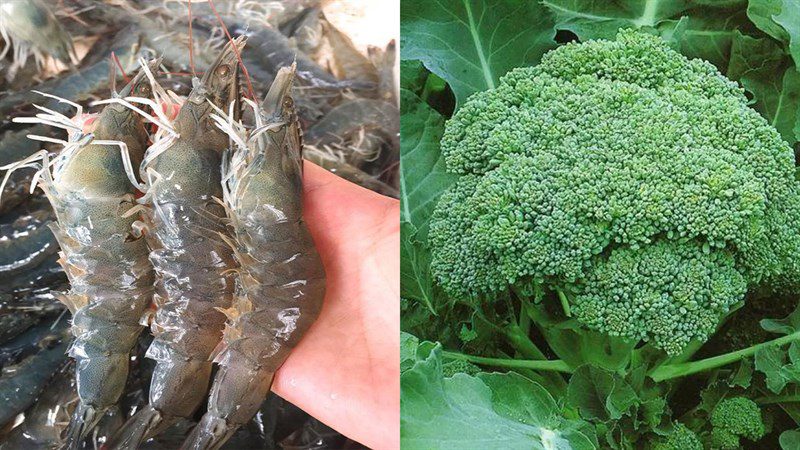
[399,89,456,240]
[542,0,690,40]
[774,1,800,70]
[567,365,639,422]
[761,302,800,335]
[400,0,556,107]
[754,304,800,393]
[401,332,422,373]
[727,31,800,145]
[657,11,748,70]
[756,344,793,392]
[781,429,800,449]
[747,0,790,42]
[728,359,754,388]
[400,60,428,96]
[400,222,436,314]
[400,335,597,449]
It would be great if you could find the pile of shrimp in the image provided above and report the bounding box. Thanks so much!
[0,1,395,449]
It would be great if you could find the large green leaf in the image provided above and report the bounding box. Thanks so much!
[566,365,639,422]
[657,10,749,70]
[400,222,436,314]
[400,0,556,107]
[542,0,689,40]
[781,429,800,449]
[727,31,800,145]
[774,0,800,68]
[400,337,596,449]
[400,60,429,96]
[754,304,800,394]
[401,332,421,373]
[399,89,456,240]
[747,0,789,41]
[479,372,562,429]
[755,344,794,392]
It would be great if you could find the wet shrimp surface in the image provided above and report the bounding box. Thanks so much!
[0,1,396,449]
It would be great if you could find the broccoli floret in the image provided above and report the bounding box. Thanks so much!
[440,359,482,378]
[709,397,765,449]
[429,30,800,354]
[652,423,702,450]
[575,241,746,355]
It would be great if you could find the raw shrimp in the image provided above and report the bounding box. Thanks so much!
[304,98,399,147]
[0,25,140,119]
[1,65,157,446]
[107,40,243,449]
[303,144,399,197]
[0,0,75,80]
[181,64,325,450]
[0,364,76,449]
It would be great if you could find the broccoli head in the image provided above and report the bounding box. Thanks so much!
[429,30,800,354]
[709,397,765,449]
[652,423,703,450]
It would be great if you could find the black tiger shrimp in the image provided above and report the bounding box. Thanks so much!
[181,64,325,450]
[0,64,157,446]
[105,39,244,448]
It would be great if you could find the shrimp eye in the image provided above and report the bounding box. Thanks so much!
[283,96,294,109]
[215,64,231,77]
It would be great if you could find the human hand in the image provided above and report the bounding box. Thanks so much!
[271,161,400,450]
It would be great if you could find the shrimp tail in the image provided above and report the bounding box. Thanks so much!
[63,403,103,449]
[108,404,174,450]
[180,415,236,450]
[180,363,274,450]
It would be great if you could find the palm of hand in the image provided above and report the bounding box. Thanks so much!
[271,162,399,450]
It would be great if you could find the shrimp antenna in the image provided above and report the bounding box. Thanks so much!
[0,150,47,202]
[109,54,117,94]
[92,97,178,138]
[93,139,147,192]
[31,90,83,117]
[111,51,131,84]
[187,0,196,77]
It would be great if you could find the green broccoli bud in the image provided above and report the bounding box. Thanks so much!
[652,423,702,450]
[429,29,800,355]
[709,397,765,449]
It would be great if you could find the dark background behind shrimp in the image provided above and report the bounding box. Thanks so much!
[0,0,398,448]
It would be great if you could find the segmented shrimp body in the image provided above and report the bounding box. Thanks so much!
[182,65,325,450]
[108,41,244,449]
[1,67,156,447]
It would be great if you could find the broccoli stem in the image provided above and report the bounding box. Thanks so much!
[649,330,800,382]
[755,394,800,405]
[504,323,548,360]
[504,324,569,391]
[556,288,572,317]
[495,349,552,386]
[519,304,531,335]
[442,351,573,373]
